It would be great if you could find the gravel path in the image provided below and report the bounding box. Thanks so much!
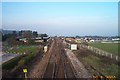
[65,49,91,78]
[28,40,55,78]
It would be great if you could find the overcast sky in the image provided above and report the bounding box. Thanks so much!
[2,2,118,36]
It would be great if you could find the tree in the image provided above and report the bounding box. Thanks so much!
[6,36,18,46]
[12,31,17,37]
[2,34,12,41]
[33,31,38,37]
[40,33,48,37]
[28,39,35,45]
[19,31,22,36]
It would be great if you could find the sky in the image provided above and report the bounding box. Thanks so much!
[1,0,119,2]
[2,2,118,36]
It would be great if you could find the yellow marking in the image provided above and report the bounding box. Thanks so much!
[23,69,27,73]
[23,69,27,78]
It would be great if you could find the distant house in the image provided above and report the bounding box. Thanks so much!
[65,38,75,42]
[19,38,27,43]
[34,37,44,43]
[75,38,81,43]
[90,39,95,42]
[112,38,120,41]
[35,39,44,43]
[42,36,50,42]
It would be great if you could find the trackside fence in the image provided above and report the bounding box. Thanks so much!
[78,44,119,62]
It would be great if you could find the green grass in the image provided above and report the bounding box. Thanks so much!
[6,46,39,54]
[3,49,40,70]
[3,46,41,70]
[88,43,119,56]
[2,55,26,70]
[84,55,120,77]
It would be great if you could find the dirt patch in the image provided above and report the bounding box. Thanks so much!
[74,49,88,57]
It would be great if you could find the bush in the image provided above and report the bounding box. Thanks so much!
[2,55,24,70]
[3,48,40,70]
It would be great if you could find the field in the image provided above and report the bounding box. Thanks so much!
[2,45,41,70]
[4,45,40,54]
[74,48,120,78]
[88,42,119,56]
[2,45,44,78]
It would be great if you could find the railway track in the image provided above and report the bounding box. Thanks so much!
[42,40,57,78]
[61,48,76,78]
[89,65,107,79]
[42,38,76,79]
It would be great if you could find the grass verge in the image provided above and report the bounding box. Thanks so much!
[2,46,41,70]
[88,43,119,56]
[74,48,120,78]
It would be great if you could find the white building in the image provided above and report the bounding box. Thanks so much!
[71,44,77,50]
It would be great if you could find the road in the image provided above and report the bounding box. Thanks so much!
[1,53,19,64]
[0,42,19,64]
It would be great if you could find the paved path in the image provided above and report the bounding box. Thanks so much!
[0,42,19,64]
[1,53,19,64]
[65,49,91,78]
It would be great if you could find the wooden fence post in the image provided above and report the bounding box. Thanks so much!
[111,54,112,59]
[106,53,107,57]
[116,56,118,61]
